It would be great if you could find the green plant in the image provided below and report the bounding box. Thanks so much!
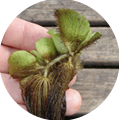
[8,9,102,120]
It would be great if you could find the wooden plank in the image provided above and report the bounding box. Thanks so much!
[71,69,118,114]
[81,27,119,67]
[18,9,105,25]
[17,0,108,26]
[30,0,99,12]
[45,27,119,67]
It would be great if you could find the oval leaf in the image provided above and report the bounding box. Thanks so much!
[35,37,58,61]
[8,50,39,78]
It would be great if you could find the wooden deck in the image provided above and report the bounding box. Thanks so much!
[18,0,119,119]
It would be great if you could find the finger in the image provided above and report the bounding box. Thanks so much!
[1,73,24,104]
[0,45,18,73]
[65,88,82,116]
[2,18,50,51]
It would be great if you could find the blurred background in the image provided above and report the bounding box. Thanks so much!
[18,0,119,119]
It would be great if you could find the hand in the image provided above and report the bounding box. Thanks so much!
[0,18,82,116]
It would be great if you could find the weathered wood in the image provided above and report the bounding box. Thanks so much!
[45,27,119,67]
[29,0,98,11]
[81,27,119,67]
[71,69,118,114]
[17,0,108,26]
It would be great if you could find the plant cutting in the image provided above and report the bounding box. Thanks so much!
[8,9,102,120]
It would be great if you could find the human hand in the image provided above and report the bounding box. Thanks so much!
[0,18,82,116]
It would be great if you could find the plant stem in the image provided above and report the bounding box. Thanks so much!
[68,56,72,63]
[68,56,73,67]
[43,54,69,77]
[44,69,48,77]
[46,54,69,69]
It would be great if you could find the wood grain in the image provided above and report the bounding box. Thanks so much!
[71,69,118,114]
[17,0,108,26]
[81,27,119,67]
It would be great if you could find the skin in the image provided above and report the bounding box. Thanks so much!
[0,18,82,116]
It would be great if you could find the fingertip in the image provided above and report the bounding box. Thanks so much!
[65,88,82,116]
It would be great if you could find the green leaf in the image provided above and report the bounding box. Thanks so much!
[75,32,102,53]
[55,9,90,53]
[47,29,68,54]
[55,9,90,42]
[35,37,58,61]
[55,9,102,54]
[8,50,39,78]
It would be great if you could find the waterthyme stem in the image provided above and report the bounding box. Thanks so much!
[44,69,48,77]
[68,56,73,68]
[46,54,69,69]
[38,54,69,77]
[68,56,72,63]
